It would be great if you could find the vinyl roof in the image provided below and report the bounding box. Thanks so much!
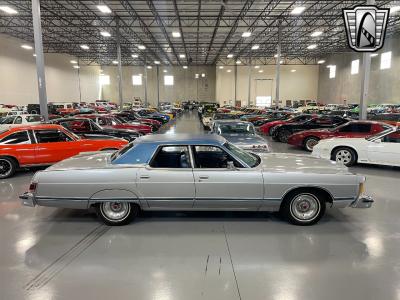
[1,1,400,66]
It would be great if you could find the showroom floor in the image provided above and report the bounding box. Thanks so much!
[1,111,400,300]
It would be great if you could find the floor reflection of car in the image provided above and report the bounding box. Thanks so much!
[0,124,128,179]
[211,120,270,152]
[21,134,372,226]
[312,127,400,167]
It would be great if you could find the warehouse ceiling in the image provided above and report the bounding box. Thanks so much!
[1,0,400,66]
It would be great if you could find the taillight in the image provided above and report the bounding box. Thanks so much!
[29,183,37,192]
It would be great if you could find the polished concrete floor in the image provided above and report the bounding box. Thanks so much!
[1,110,400,300]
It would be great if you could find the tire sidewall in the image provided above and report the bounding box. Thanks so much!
[281,191,326,226]
[333,147,356,167]
[0,157,17,179]
[278,129,290,143]
[304,137,320,152]
[97,202,138,226]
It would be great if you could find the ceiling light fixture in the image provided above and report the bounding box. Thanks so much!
[97,5,112,14]
[280,60,284,64]
[131,54,138,58]
[291,69,296,72]
[163,70,167,73]
[307,44,317,50]
[227,70,232,73]
[258,70,264,73]
[311,31,323,37]
[172,31,181,38]
[73,65,80,69]
[251,44,260,50]
[195,73,199,78]
[183,66,188,69]
[242,32,251,38]
[227,54,234,58]
[0,6,18,14]
[70,60,78,64]
[154,61,160,64]
[112,60,118,64]
[254,66,260,69]
[179,54,186,58]
[147,66,152,69]
[236,60,241,64]
[317,60,326,64]
[80,44,89,50]
[21,44,33,50]
[219,66,224,69]
[137,45,146,50]
[291,6,306,15]
[370,53,379,57]
[201,73,206,77]
[100,31,111,37]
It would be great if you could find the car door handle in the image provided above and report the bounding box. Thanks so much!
[199,175,209,181]
[140,175,150,179]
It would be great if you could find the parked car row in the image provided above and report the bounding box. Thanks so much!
[0,105,181,178]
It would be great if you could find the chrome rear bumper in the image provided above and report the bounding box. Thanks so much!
[351,195,374,208]
[19,192,36,207]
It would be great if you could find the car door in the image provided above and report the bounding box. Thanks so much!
[33,129,83,164]
[191,145,263,209]
[0,130,36,165]
[136,145,195,208]
[367,130,400,166]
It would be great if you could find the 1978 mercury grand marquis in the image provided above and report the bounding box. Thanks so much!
[20,134,373,226]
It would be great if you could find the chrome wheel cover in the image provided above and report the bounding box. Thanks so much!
[305,138,318,151]
[290,194,320,222]
[0,159,12,177]
[101,202,130,221]
[335,149,352,165]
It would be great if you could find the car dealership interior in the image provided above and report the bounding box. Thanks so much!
[1,1,400,299]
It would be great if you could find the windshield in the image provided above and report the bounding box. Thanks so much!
[218,123,255,135]
[224,142,260,168]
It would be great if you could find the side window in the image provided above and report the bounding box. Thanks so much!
[14,116,22,124]
[382,130,400,143]
[0,131,30,145]
[35,130,72,143]
[339,124,371,133]
[150,146,191,168]
[192,145,240,168]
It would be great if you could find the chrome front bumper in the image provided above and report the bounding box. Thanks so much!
[19,192,36,207]
[351,195,374,208]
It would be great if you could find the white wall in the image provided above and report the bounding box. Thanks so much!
[100,65,216,106]
[0,34,100,105]
[216,64,320,106]
[317,36,400,105]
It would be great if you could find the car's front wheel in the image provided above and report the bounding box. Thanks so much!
[332,147,357,166]
[0,157,17,179]
[278,129,291,143]
[281,191,326,225]
[96,202,139,226]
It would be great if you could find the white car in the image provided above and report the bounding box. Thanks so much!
[312,127,400,167]
[0,114,44,131]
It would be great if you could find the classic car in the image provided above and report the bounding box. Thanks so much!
[0,124,128,178]
[251,112,294,127]
[202,113,240,130]
[312,126,400,167]
[79,114,152,135]
[287,121,390,151]
[50,118,141,142]
[272,116,349,143]
[134,108,170,124]
[117,111,162,128]
[20,134,372,226]
[259,114,314,136]
[0,114,43,131]
[211,120,270,152]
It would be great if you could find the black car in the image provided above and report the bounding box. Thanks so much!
[50,118,140,142]
[272,116,349,143]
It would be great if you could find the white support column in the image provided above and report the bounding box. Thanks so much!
[144,57,148,106]
[31,0,49,120]
[234,64,237,106]
[116,18,123,108]
[359,0,375,120]
[156,65,160,108]
[248,53,252,106]
[275,22,282,108]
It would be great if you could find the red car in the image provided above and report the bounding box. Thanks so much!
[287,121,390,151]
[80,114,152,135]
[0,124,128,178]
[259,114,314,135]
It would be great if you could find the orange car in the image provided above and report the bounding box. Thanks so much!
[0,124,128,178]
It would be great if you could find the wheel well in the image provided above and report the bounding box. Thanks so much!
[330,146,358,162]
[280,186,334,210]
[0,155,19,167]
[303,135,320,145]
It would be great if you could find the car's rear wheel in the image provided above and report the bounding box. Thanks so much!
[0,157,17,179]
[304,136,320,152]
[332,147,357,166]
[281,191,325,226]
[278,129,291,143]
[96,202,138,226]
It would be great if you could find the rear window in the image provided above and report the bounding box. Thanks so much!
[26,115,43,122]
[0,131,30,144]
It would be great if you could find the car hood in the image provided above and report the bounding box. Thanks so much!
[257,152,350,174]
[222,134,267,146]
[45,152,112,171]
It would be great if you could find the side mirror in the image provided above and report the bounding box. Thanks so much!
[227,161,237,170]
